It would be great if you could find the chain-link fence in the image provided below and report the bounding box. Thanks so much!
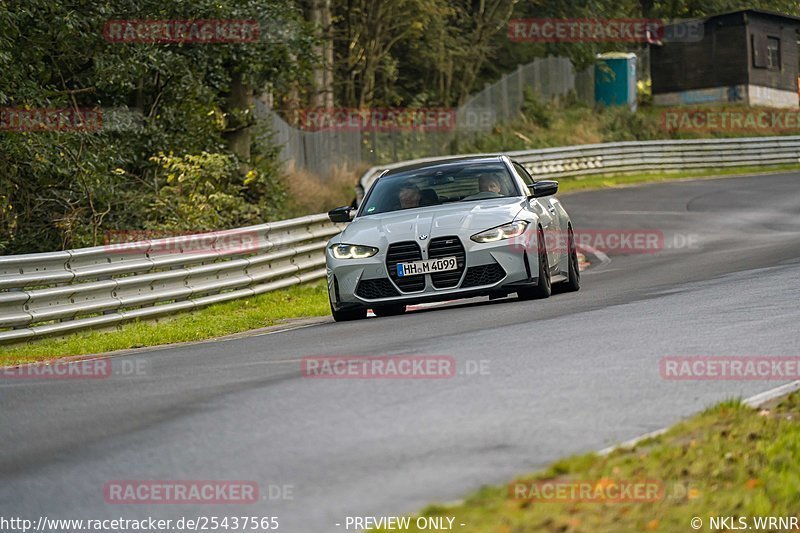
[258,56,595,177]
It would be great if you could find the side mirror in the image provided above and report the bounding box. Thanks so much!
[328,206,354,223]
[530,180,558,198]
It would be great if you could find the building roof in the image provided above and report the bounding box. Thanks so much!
[701,8,800,25]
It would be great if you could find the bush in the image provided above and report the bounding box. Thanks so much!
[599,106,662,141]
[281,163,364,216]
[146,151,288,232]
[521,86,553,128]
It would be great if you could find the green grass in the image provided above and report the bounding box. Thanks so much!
[377,392,800,532]
[456,99,800,155]
[556,164,800,194]
[0,281,330,366]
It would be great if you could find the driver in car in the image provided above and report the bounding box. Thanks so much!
[478,174,502,194]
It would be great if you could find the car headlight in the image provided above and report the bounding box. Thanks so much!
[470,221,529,243]
[329,243,379,259]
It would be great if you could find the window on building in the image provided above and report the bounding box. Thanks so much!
[767,37,781,70]
[752,34,767,68]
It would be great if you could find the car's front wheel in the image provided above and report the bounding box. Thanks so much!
[518,226,551,301]
[553,225,580,293]
[330,302,367,322]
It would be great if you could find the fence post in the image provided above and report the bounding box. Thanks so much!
[500,74,509,121]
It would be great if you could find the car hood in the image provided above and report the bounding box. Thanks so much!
[337,198,527,245]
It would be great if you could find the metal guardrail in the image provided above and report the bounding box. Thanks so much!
[357,136,800,194]
[0,215,344,343]
[3,135,799,344]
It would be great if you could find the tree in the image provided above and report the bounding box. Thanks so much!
[450,0,520,105]
[0,0,314,253]
[334,0,432,107]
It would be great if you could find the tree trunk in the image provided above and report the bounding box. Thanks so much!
[639,0,655,18]
[223,71,253,164]
[310,0,334,109]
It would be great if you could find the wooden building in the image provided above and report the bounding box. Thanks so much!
[651,9,800,108]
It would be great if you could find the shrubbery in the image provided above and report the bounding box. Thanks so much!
[0,0,312,254]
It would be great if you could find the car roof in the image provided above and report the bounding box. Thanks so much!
[382,155,506,177]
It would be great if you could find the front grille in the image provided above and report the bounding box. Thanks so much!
[386,241,425,292]
[461,263,506,288]
[356,278,400,299]
[427,236,466,288]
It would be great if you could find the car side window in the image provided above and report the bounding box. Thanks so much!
[513,162,535,186]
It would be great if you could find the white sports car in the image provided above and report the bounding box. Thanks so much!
[326,156,579,321]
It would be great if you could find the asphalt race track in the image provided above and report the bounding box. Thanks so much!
[2,172,800,532]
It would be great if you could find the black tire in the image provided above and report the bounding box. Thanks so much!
[553,225,581,293]
[330,302,367,322]
[518,226,551,301]
[372,304,407,317]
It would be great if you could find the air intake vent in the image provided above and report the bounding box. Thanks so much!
[386,241,425,292]
[356,278,400,299]
[427,236,466,288]
[461,263,506,288]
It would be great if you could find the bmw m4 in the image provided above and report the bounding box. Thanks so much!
[326,155,580,321]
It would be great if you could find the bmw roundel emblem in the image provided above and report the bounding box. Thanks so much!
[418,234,429,240]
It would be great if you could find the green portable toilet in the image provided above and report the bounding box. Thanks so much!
[595,52,637,111]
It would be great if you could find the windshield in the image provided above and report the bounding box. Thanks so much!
[359,161,519,216]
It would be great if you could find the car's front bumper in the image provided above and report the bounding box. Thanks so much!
[327,237,540,310]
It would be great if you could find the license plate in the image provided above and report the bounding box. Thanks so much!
[397,256,457,277]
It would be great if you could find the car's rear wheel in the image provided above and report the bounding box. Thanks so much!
[372,304,407,317]
[553,225,580,293]
[518,226,551,300]
[330,302,367,322]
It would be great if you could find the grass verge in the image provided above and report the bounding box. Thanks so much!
[381,392,800,532]
[0,281,330,367]
[456,98,800,155]
[556,164,800,194]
